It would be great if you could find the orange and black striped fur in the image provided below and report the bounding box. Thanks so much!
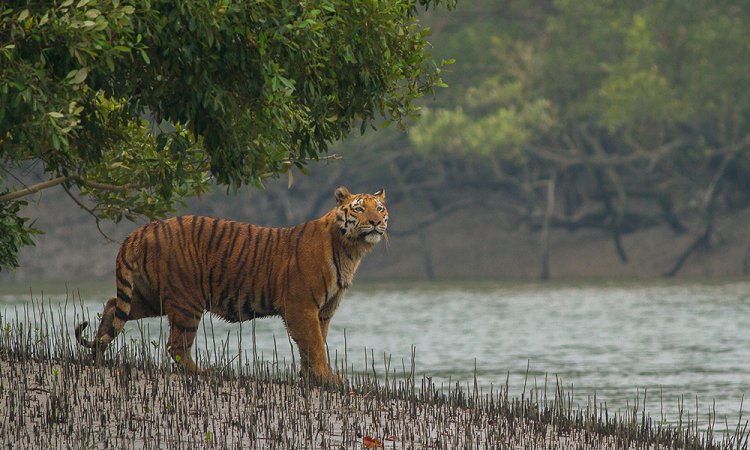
[75,186,388,381]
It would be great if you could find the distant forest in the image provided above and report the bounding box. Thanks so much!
[4,0,750,282]
[409,0,750,278]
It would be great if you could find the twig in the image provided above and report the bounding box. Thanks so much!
[0,164,31,192]
[61,184,117,244]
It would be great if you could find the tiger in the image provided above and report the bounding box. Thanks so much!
[75,186,388,382]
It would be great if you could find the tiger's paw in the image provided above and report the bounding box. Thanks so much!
[325,372,344,385]
[300,369,344,386]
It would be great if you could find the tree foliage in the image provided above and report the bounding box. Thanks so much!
[411,0,750,276]
[0,0,453,270]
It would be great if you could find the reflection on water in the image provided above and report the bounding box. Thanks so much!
[2,280,749,432]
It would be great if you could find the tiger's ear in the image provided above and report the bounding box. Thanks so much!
[335,186,352,205]
[374,188,385,201]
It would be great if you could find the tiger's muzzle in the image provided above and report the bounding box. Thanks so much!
[359,223,386,244]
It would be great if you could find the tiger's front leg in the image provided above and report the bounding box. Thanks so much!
[283,306,336,383]
[317,316,344,384]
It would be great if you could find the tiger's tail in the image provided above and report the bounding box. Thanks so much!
[74,295,123,353]
[74,321,99,349]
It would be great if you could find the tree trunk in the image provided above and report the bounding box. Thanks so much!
[541,173,556,281]
[664,149,738,277]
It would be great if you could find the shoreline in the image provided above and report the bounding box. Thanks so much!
[1,350,744,449]
[0,298,747,449]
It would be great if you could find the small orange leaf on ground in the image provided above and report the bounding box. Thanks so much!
[363,435,381,448]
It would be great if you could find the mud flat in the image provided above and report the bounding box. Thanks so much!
[0,311,747,449]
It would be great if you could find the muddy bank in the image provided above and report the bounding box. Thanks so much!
[1,301,745,450]
[0,354,688,450]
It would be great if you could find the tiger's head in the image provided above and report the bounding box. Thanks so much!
[334,186,388,245]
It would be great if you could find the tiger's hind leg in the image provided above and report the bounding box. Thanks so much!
[165,303,204,374]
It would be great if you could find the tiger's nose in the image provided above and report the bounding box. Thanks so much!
[369,219,381,226]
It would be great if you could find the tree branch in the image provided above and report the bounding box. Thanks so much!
[527,145,650,168]
[583,129,629,263]
[0,176,69,202]
[664,143,747,277]
[527,138,684,171]
[0,174,143,203]
[75,177,143,192]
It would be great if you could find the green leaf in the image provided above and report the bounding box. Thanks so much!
[70,67,89,84]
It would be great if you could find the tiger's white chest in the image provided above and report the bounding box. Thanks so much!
[320,249,362,317]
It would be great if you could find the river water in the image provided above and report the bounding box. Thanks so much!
[1,280,748,433]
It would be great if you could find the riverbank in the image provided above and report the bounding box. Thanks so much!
[0,354,671,449]
[1,338,746,449]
